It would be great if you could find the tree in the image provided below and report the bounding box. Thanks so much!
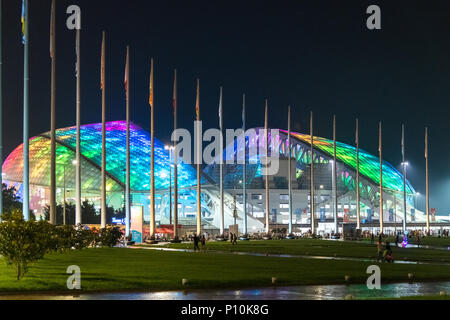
[43,202,76,225]
[1,184,22,215]
[0,210,54,280]
[82,200,100,224]
[1,184,35,221]
[98,226,123,247]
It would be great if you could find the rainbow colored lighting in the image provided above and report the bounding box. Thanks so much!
[284,130,414,194]
[2,121,200,192]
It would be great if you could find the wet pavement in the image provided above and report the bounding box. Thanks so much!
[129,245,450,265]
[1,281,449,300]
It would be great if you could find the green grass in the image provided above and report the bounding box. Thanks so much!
[2,247,450,293]
[383,236,450,248]
[141,239,450,263]
[389,295,450,300]
[368,294,450,300]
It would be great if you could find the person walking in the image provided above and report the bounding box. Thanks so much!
[200,235,206,251]
[384,242,393,263]
[377,240,384,262]
[193,233,200,252]
[233,233,238,245]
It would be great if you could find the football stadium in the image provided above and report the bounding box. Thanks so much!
[2,120,447,236]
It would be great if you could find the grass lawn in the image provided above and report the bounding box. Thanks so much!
[141,239,450,263]
[2,247,450,293]
[388,295,450,300]
[383,236,450,248]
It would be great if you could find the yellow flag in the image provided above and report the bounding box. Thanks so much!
[195,79,200,119]
[100,32,105,90]
[149,59,154,107]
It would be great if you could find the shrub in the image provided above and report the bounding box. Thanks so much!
[98,226,123,247]
[0,212,53,280]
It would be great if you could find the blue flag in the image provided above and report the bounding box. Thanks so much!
[21,0,27,44]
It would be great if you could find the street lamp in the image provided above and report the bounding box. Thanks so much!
[165,145,174,227]
[401,161,409,234]
[56,161,77,225]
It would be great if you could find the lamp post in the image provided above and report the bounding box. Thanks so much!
[401,161,409,234]
[165,145,174,227]
[56,160,77,225]
[63,164,66,225]
[415,192,420,213]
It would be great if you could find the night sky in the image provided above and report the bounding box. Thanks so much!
[1,0,449,214]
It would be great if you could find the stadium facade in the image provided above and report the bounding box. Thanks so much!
[2,121,442,235]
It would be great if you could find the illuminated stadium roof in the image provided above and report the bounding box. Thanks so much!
[205,129,414,194]
[2,121,200,192]
[2,123,413,195]
[285,130,414,194]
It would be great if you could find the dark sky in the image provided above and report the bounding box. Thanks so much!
[1,0,450,214]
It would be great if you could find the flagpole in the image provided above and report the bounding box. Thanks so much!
[125,46,130,237]
[379,121,383,234]
[75,28,81,225]
[100,31,106,228]
[264,100,269,234]
[49,0,56,225]
[173,69,179,240]
[356,118,361,230]
[287,105,292,235]
[242,94,247,236]
[22,0,30,221]
[401,124,407,234]
[0,0,3,218]
[310,111,315,235]
[149,58,155,239]
[196,79,201,236]
[219,87,224,236]
[425,127,430,235]
[332,115,338,234]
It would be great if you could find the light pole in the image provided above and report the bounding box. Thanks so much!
[414,192,420,213]
[56,160,77,225]
[401,161,409,234]
[165,145,174,227]
[63,163,66,225]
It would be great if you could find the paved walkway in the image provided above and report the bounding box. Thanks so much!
[127,244,450,266]
[1,281,449,300]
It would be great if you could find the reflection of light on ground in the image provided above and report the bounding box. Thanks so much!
[1,281,449,301]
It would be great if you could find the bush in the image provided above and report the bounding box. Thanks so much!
[98,226,123,247]
[0,209,123,280]
[0,211,54,280]
[73,224,97,250]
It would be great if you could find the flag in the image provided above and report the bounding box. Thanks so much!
[218,87,222,126]
[100,32,105,90]
[21,0,27,45]
[149,59,154,107]
[195,79,200,119]
[172,70,177,115]
[124,47,129,93]
[378,122,382,154]
[50,0,55,58]
[75,30,80,78]
[242,94,246,128]
[401,124,405,159]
